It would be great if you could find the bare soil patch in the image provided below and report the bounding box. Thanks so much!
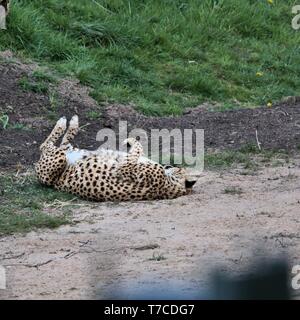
[1,161,300,299]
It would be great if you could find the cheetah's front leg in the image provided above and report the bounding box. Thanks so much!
[123,137,144,162]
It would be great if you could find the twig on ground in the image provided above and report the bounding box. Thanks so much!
[78,240,92,247]
[4,259,53,269]
[64,251,78,259]
[44,197,78,209]
[132,244,160,251]
[1,252,25,260]
[79,123,91,131]
[255,129,261,151]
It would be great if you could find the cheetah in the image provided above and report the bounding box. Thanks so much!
[35,115,197,202]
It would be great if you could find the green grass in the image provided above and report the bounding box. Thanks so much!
[0,173,76,236]
[205,144,290,170]
[148,252,167,261]
[19,76,49,94]
[18,69,57,94]
[0,114,9,129]
[223,186,244,195]
[9,123,32,131]
[86,109,102,120]
[0,113,34,131]
[1,0,300,115]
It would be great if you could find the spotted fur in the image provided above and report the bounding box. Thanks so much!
[35,116,197,202]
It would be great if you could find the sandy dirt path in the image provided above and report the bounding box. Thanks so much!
[1,161,300,299]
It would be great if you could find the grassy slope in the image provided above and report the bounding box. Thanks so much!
[0,0,300,115]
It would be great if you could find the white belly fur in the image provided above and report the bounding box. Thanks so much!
[66,148,154,166]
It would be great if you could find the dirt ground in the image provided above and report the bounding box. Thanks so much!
[1,160,300,299]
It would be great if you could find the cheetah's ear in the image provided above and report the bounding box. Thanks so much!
[185,179,197,189]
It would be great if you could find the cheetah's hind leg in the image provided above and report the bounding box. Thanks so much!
[36,116,69,186]
[61,115,79,148]
[40,116,67,151]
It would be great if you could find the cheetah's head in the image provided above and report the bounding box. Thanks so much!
[163,165,197,193]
